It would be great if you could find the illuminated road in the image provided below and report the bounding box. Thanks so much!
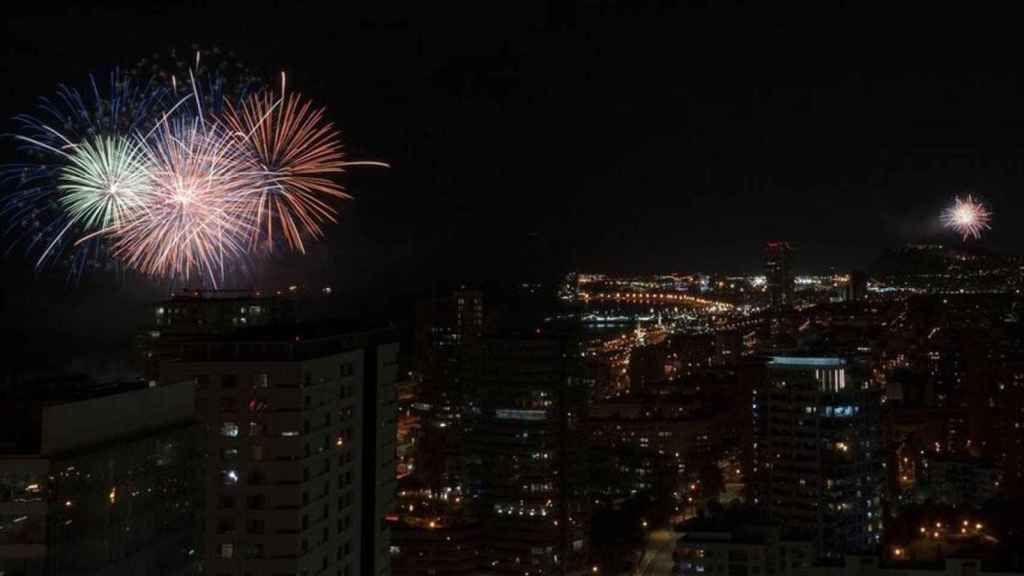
[580,291,734,310]
[635,529,678,576]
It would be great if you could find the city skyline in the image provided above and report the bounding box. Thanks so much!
[3,5,1024,576]
[4,4,1024,367]
[3,5,1024,285]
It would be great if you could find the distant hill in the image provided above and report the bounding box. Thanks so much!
[869,243,1021,277]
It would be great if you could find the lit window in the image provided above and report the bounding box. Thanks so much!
[222,470,239,485]
[220,422,239,437]
[220,543,234,558]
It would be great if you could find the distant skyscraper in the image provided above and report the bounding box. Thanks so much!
[391,289,486,576]
[413,288,483,421]
[754,356,883,557]
[845,270,867,302]
[764,242,794,308]
[0,380,201,576]
[409,288,484,490]
[470,329,590,575]
[160,324,398,576]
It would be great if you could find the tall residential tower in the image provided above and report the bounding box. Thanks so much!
[161,324,398,576]
[764,242,795,309]
[754,356,883,557]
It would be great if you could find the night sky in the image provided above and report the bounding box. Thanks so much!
[2,3,1023,368]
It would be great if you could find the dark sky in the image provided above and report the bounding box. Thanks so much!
[2,3,1024,367]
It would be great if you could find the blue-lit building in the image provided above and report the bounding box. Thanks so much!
[754,356,883,558]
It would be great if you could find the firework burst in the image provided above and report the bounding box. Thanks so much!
[942,195,992,241]
[107,117,254,286]
[59,136,149,230]
[2,70,167,272]
[4,58,386,286]
[222,75,387,253]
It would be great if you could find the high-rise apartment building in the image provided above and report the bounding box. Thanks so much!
[845,271,867,302]
[0,380,200,576]
[390,289,485,576]
[412,288,483,432]
[764,242,795,308]
[160,324,398,576]
[470,328,590,575]
[755,356,883,557]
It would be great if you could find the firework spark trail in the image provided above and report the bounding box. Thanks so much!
[942,194,992,241]
[222,75,387,253]
[2,70,168,271]
[7,131,149,266]
[59,136,149,230]
[4,59,387,286]
[107,117,255,286]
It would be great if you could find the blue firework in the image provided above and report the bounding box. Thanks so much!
[1,69,169,276]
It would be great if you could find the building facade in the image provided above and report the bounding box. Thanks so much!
[675,520,815,576]
[0,381,201,576]
[755,356,883,558]
[764,242,795,309]
[160,326,397,576]
[470,333,590,575]
[845,271,868,303]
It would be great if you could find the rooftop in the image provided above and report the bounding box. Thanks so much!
[171,318,399,363]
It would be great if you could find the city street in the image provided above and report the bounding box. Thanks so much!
[635,529,678,576]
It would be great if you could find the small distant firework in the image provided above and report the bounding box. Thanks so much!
[942,195,992,241]
[3,52,385,286]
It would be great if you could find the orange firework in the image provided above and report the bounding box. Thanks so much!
[222,74,387,253]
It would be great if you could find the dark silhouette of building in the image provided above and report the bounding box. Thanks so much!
[845,271,867,302]
[470,326,590,575]
[0,380,200,576]
[390,289,486,576]
[764,242,795,309]
[674,509,815,576]
[628,344,668,393]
